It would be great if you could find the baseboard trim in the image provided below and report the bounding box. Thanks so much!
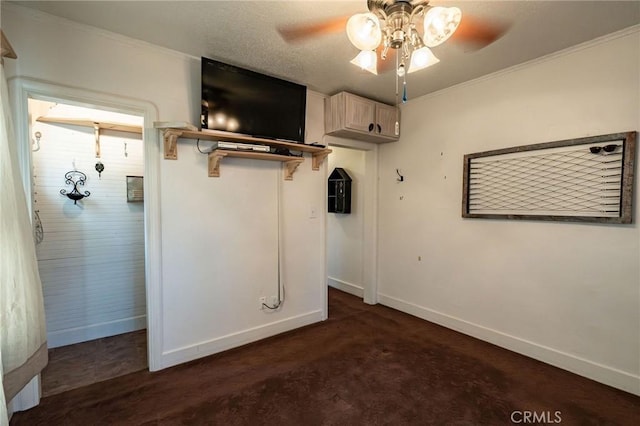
[328,277,364,298]
[378,293,640,396]
[47,315,147,348]
[160,310,324,369]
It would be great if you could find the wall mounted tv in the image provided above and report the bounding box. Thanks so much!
[201,57,307,143]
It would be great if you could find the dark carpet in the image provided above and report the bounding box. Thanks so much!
[11,288,639,425]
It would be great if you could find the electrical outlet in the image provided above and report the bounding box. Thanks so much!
[259,296,266,310]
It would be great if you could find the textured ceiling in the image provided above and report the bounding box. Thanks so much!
[8,1,640,104]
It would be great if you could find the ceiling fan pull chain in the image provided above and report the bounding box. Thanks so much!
[395,44,400,105]
[402,80,407,103]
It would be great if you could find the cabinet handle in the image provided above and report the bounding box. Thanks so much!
[368,123,374,132]
[377,124,382,133]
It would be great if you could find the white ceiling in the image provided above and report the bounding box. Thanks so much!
[10,1,640,104]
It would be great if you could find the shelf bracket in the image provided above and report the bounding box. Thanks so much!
[163,129,183,160]
[1,30,17,63]
[93,123,101,158]
[208,151,228,177]
[312,149,331,171]
[283,159,304,181]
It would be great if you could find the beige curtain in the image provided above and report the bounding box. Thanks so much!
[0,350,6,426]
[0,64,48,421]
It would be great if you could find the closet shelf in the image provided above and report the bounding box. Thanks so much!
[37,116,143,158]
[36,116,142,134]
[155,122,331,180]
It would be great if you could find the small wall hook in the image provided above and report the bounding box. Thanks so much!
[32,131,41,152]
[396,169,404,182]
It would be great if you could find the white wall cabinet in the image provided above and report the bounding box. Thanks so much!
[325,92,400,143]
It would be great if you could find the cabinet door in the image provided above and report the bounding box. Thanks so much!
[344,94,376,133]
[376,103,400,138]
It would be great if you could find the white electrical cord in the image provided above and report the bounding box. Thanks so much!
[262,166,285,310]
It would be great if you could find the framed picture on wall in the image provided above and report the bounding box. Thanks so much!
[126,176,144,202]
[461,131,637,223]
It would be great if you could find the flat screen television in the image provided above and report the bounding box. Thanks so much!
[201,57,307,143]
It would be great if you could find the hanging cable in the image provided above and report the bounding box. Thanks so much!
[262,166,285,310]
[196,138,207,154]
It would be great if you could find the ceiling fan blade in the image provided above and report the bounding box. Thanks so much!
[450,16,509,49]
[278,16,350,43]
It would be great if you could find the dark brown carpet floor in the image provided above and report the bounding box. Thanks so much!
[11,288,640,425]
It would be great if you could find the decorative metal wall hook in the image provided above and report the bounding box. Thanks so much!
[32,131,42,152]
[95,161,104,178]
[60,170,90,204]
[34,209,44,244]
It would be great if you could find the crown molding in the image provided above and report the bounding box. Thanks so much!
[407,24,640,104]
[3,2,198,61]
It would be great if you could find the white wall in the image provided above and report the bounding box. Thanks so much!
[378,28,640,394]
[30,100,146,348]
[4,4,326,369]
[327,146,366,297]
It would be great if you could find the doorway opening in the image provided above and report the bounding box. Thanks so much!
[28,98,148,396]
[327,146,366,298]
[325,137,378,309]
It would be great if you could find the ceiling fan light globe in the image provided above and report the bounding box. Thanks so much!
[408,46,440,73]
[423,6,462,47]
[350,50,378,75]
[346,13,382,51]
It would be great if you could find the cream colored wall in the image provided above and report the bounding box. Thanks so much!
[4,4,327,369]
[378,28,640,394]
[327,146,366,297]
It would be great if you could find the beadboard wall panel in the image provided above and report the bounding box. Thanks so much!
[31,104,146,348]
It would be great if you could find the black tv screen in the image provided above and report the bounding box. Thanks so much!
[201,57,307,143]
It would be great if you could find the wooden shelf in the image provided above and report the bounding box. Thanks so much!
[37,116,143,158]
[37,117,142,134]
[156,124,331,180]
[208,150,304,179]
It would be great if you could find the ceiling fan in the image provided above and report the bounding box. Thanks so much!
[279,0,508,81]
